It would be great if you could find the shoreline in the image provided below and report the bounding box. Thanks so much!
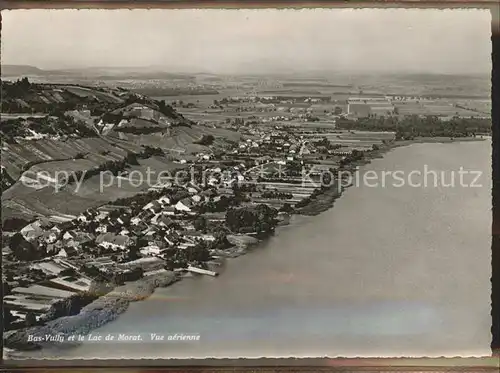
[3,135,486,356]
[4,271,178,353]
[297,135,486,216]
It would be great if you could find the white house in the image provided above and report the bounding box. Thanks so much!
[187,182,202,195]
[96,225,107,233]
[20,220,45,242]
[56,247,78,258]
[224,179,237,187]
[96,233,132,251]
[117,119,129,128]
[175,198,194,212]
[42,231,58,244]
[62,231,74,241]
[144,229,157,237]
[199,234,216,242]
[158,196,171,205]
[157,215,174,228]
[140,245,162,256]
[188,186,199,195]
[117,217,127,225]
[50,226,62,234]
[162,206,177,216]
[96,211,109,221]
[131,217,142,226]
[208,176,219,186]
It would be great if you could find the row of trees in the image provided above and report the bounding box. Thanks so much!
[339,149,366,167]
[1,77,33,99]
[195,134,215,146]
[294,187,327,209]
[198,195,240,213]
[142,145,165,158]
[1,114,96,143]
[337,115,491,139]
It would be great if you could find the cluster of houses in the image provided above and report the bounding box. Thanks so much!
[2,181,226,325]
[3,115,388,328]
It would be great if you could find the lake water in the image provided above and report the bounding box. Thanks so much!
[17,140,492,359]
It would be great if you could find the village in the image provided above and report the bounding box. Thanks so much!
[2,100,392,332]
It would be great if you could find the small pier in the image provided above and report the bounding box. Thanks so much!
[186,266,219,277]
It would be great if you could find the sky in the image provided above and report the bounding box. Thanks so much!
[0,8,492,75]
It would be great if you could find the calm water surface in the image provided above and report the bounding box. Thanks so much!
[19,140,492,359]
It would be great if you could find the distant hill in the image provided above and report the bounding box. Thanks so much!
[1,65,196,80]
[2,65,47,77]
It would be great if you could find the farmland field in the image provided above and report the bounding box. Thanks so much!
[1,137,129,181]
[62,86,124,104]
[3,166,164,222]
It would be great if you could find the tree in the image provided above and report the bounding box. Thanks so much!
[195,134,215,146]
[193,216,208,233]
[143,146,164,158]
[186,241,211,263]
[4,309,16,330]
[82,265,106,280]
[25,312,37,327]
[280,203,294,213]
[158,99,167,111]
[10,233,38,261]
[102,112,123,124]
[136,237,148,248]
[126,246,140,261]
[2,217,30,232]
[351,149,363,159]
[125,152,139,165]
[59,268,78,277]
[334,106,343,115]
[157,100,176,117]
[286,160,303,176]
